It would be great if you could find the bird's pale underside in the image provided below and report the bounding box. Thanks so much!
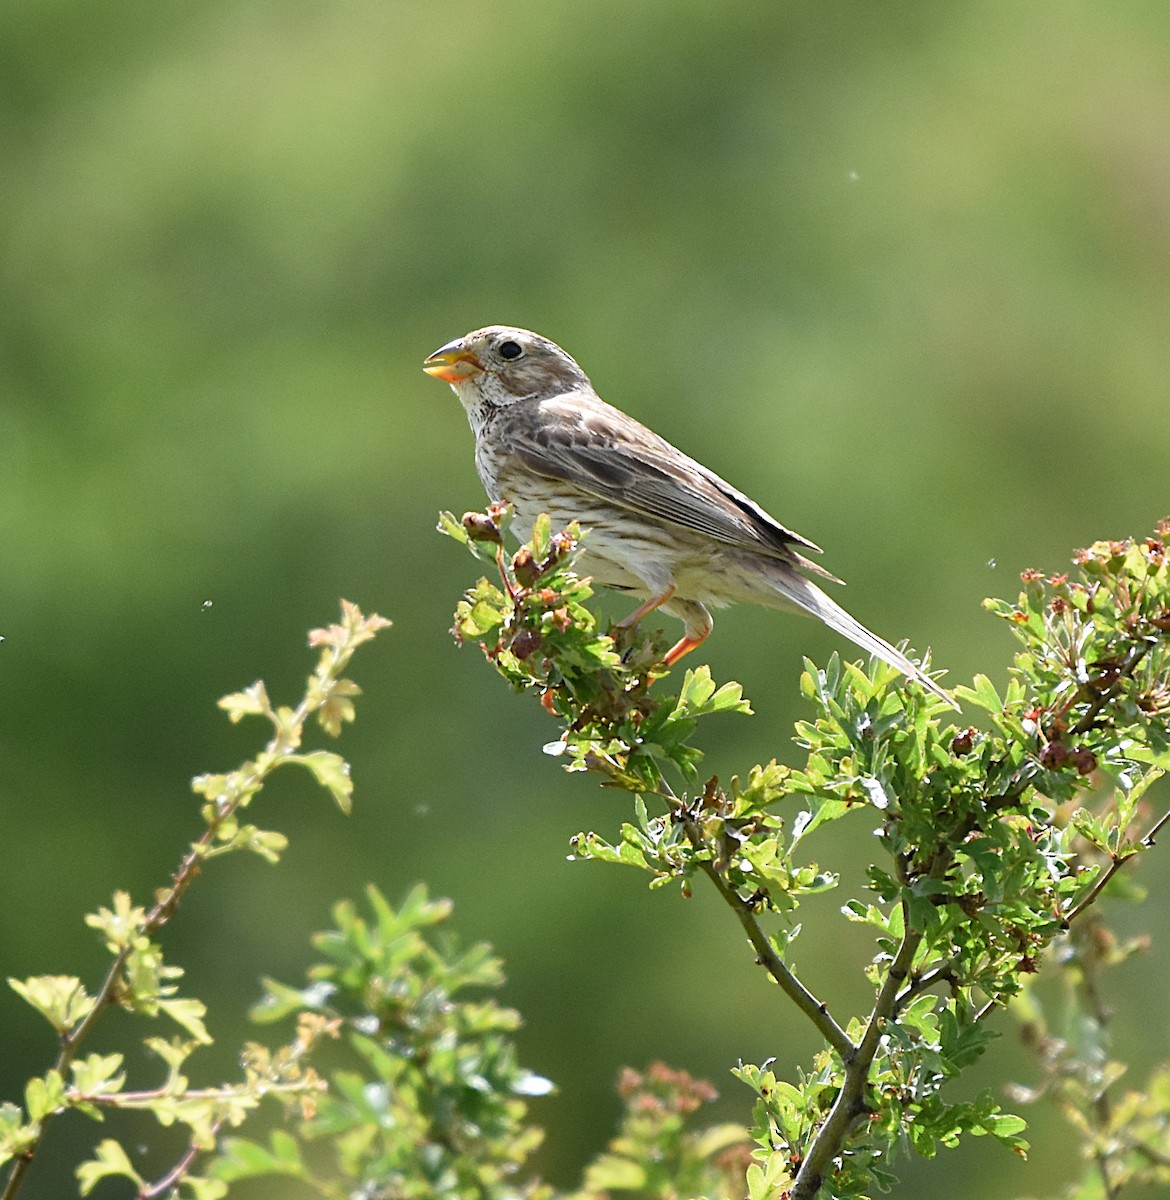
[424,324,956,708]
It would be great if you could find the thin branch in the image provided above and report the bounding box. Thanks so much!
[894,960,958,1013]
[657,783,854,1059]
[0,846,207,1200]
[1133,1140,1170,1169]
[1069,639,1156,737]
[973,800,1170,1026]
[74,1077,321,1108]
[695,857,854,1059]
[1063,804,1170,925]
[1077,917,1122,1200]
[791,903,923,1200]
[1,788,251,1200]
[1092,1151,1121,1200]
[138,1118,225,1200]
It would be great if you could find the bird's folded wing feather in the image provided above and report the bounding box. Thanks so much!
[499,392,827,564]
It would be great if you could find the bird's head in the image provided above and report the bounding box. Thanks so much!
[423,326,591,416]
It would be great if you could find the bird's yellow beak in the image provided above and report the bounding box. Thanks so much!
[423,340,484,384]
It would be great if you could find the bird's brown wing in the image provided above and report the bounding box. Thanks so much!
[497,391,832,569]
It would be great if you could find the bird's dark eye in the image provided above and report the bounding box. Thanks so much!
[498,340,523,361]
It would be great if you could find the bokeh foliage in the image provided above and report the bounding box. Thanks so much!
[4,1,1170,1195]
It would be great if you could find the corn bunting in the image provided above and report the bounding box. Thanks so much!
[425,325,954,707]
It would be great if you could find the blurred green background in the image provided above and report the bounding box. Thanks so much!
[4,0,1170,1195]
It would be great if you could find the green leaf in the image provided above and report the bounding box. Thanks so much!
[145,1036,200,1073]
[24,1071,66,1121]
[84,891,147,952]
[232,824,290,863]
[0,1100,38,1163]
[955,673,1003,713]
[77,1139,144,1196]
[184,1176,230,1200]
[217,680,272,724]
[436,509,470,545]
[976,1109,1029,1152]
[531,511,552,558]
[211,1131,308,1181]
[693,1121,752,1159]
[293,750,354,814]
[746,1153,792,1200]
[314,677,362,737]
[676,666,752,718]
[70,1053,126,1097]
[9,975,94,1033]
[158,997,213,1043]
[250,976,333,1023]
[583,1152,647,1190]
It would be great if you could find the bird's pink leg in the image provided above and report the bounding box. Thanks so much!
[662,630,709,666]
[615,586,676,630]
[617,587,712,667]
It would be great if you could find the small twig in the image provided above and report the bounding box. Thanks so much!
[1074,916,1122,1200]
[0,828,222,1200]
[138,1118,225,1200]
[74,1078,321,1108]
[894,961,958,1013]
[1133,1140,1170,1169]
[1063,804,1170,926]
[974,801,1170,1025]
[1092,1151,1121,1200]
[698,857,854,1059]
[1069,640,1156,738]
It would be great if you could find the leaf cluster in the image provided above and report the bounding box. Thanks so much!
[214,883,553,1200]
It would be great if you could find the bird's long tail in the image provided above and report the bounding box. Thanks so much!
[771,569,958,710]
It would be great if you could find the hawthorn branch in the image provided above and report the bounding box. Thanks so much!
[1,823,227,1200]
[792,902,922,1200]
[697,855,853,1059]
[1069,639,1156,737]
[0,605,385,1200]
[138,1118,225,1200]
[894,960,959,1013]
[656,784,854,1060]
[1063,803,1170,926]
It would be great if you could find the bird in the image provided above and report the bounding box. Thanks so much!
[424,325,955,708]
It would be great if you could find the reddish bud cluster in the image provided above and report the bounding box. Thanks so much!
[950,728,977,756]
[511,546,540,586]
[509,628,542,660]
[1038,740,1098,775]
[461,510,503,544]
[616,1061,719,1115]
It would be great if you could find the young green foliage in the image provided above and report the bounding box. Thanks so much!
[1,601,389,1200]
[442,510,1170,1200]
[213,884,555,1200]
[209,888,750,1200]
